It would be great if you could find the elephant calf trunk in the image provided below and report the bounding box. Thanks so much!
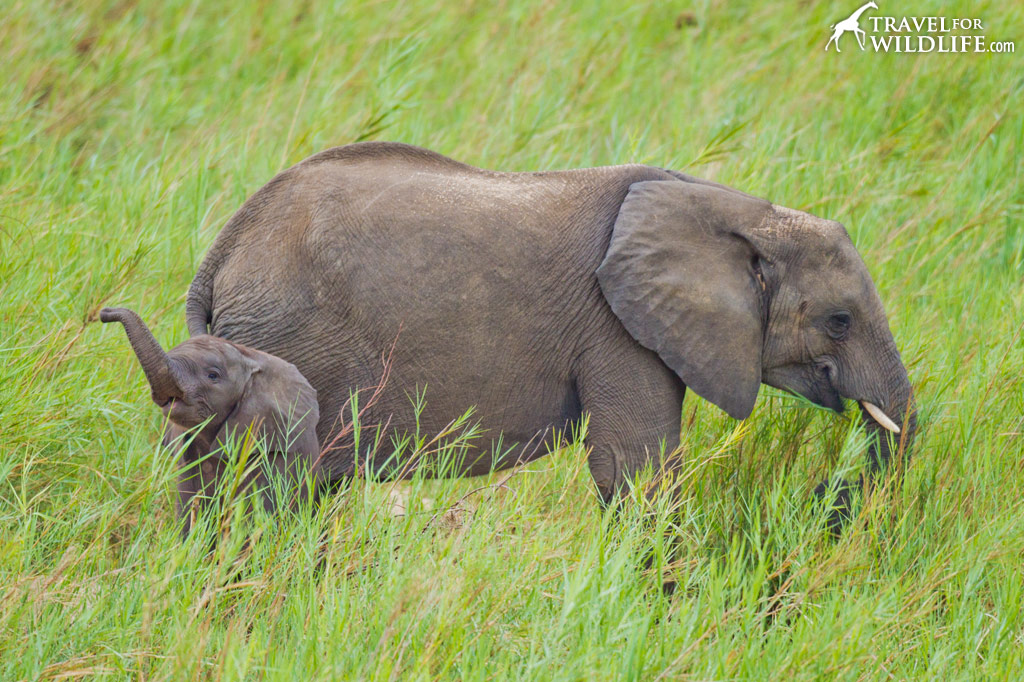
[100,307,184,405]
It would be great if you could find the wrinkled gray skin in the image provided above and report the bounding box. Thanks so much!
[100,308,319,532]
[185,142,916,511]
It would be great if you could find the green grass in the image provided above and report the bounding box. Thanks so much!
[2,0,1023,679]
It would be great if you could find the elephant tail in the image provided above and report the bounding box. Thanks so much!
[186,187,262,337]
[185,261,215,337]
[185,161,304,338]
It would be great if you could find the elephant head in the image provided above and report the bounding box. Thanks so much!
[100,307,320,458]
[597,179,916,472]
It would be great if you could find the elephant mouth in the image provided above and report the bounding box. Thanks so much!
[153,393,178,412]
[763,362,844,413]
[814,363,845,413]
[163,397,216,429]
[163,397,194,419]
[822,386,846,414]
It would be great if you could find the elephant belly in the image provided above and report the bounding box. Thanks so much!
[211,300,584,480]
[323,338,583,480]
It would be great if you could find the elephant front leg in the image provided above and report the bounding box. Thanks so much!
[575,344,685,505]
[167,429,241,538]
[162,424,215,538]
[176,453,231,538]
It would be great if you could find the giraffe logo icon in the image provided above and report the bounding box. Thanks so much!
[826,2,879,52]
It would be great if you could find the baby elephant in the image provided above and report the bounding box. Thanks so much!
[100,307,320,533]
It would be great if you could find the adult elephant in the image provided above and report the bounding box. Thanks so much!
[185,142,915,504]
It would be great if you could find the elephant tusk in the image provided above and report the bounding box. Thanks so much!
[860,401,901,434]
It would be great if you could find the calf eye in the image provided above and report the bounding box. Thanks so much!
[207,371,220,381]
[826,312,852,340]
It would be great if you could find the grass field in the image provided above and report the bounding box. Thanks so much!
[2,0,1023,679]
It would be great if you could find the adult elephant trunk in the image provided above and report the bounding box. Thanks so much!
[100,307,183,405]
[860,365,916,474]
[818,351,916,533]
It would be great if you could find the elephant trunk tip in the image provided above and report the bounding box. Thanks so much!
[100,307,126,324]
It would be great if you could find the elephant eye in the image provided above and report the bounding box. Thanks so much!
[207,370,220,381]
[826,312,852,340]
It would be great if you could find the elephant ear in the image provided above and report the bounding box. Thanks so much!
[596,180,772,419]
[215,346,320,458]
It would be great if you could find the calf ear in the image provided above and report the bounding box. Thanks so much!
[215,346,320,460]
[597,180,770,420]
